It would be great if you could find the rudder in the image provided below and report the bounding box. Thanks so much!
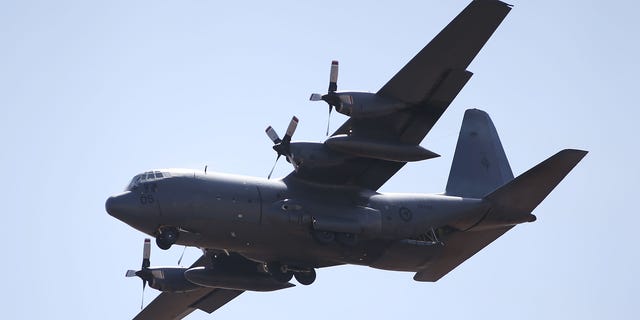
[445,109,513,198]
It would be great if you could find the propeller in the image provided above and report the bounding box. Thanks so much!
[310,60,341,135]
[265,116,299,179]
[126,238,152,309]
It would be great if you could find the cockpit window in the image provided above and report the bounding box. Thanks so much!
[126,171,169,191]
[126,175,142,191]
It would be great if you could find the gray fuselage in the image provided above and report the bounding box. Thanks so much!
[107,169,488,272]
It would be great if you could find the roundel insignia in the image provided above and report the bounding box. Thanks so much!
[398,207,412,222]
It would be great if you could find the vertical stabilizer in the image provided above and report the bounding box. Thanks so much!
[445,109,513,198]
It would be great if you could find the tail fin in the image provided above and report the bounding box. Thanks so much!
[446,109,513,198]
[484,149,587,215]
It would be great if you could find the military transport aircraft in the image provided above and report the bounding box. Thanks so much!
[106,1,586,319]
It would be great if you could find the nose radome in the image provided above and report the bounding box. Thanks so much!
[105,192,133,220]
[105,196,116,216]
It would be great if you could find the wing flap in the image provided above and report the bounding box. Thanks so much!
[190,288,243,314]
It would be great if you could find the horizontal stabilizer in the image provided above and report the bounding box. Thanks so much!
[484,149,587,214]
[414,226,511,282]
[414,151,586,282]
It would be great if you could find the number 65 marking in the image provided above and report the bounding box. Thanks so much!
[140,194,154,205]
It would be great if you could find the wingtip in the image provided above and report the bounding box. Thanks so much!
[429,150,441,159]
[560,148,589,158]
[475,0,513,8]
[560,149,589,166]
[465,108,489,116]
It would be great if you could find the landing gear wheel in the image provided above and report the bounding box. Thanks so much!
[294,269,316,285]
[156,238,172,250]
[156,227,179,250]
[312,230,335,245]
[267,262,293,283]
[336,233,358,246]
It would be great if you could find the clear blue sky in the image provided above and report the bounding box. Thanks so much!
[1,0,637,319]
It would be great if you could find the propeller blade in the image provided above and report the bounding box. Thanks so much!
[266,116,298,178]
[265,126,281,144]
[329,60,338,93]
[142,238,150,269]
[284,116,299,142]
[309,93,323,101]
[126,239,152,310]
[267,154,281,179]
[140,280,146,310]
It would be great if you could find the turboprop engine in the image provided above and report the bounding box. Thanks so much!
[125,239,295,307]
[264,116,439,178]
[126,239,200,293]
[311,91,409,118]
[309,60,411,133]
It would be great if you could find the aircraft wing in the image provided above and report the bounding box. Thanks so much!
[287,0,512,190]
[413,226,512,282]
[377,0,513,104]
[131,255,243,320]
[133,287,243,320]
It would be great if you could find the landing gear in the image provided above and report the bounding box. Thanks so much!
[294,269,316,285]
[266,262,293,283]
[266,261,317,285]
[155,227,179,250]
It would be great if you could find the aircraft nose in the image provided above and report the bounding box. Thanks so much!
[105,196,117,216]
[105,192,136,221]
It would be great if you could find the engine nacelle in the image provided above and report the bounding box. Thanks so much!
[287,142,352,171]
[184,267,294,292]
[146,266,201,293]
[324,135,439,162]
[333,92,409,118]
